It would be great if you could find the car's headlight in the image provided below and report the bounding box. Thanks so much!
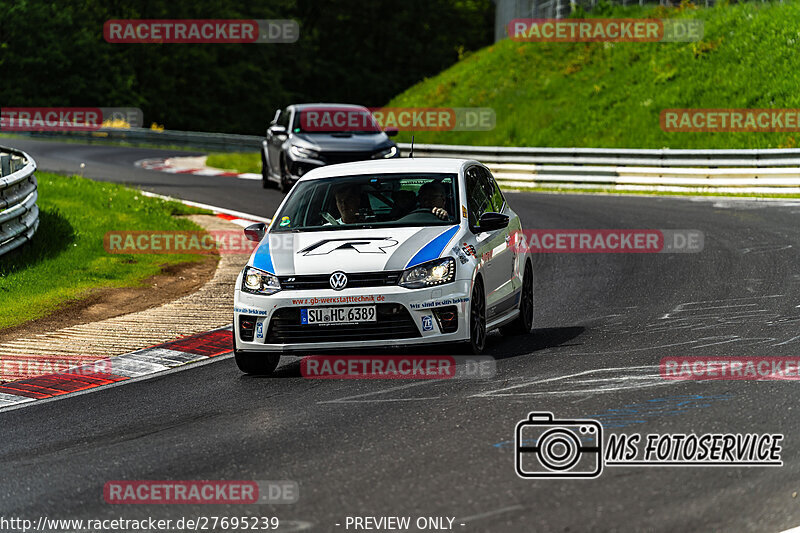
[290,145,320,159]
[372,145,398,159]
[241,266,281,295]
[398,257,455,289]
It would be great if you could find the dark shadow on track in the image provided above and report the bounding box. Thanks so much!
[236,326,586,379]
[488,326,586,360]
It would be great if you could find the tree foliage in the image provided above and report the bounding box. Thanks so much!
[0,0,493,133]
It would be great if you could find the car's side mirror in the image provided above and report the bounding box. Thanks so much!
[244,223,267,242]
[385,128,399,137]
[269,125,287,136]
[474,212,509,233]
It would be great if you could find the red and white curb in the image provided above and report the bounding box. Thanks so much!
[136,157,261,181]
[0,196,271,413]
[0,327,234,412]
[138,190,271,226]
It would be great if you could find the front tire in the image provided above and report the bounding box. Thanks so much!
[279,156,291,193]
[501,262,534,336]
[261,152,272,189]
[234,348,280,375]
[467,278,487,354]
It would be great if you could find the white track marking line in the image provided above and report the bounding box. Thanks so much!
[557,339,702,356]
[775,335,800,346]
[227,218,258,228]
[660,295,785,319]
[456,505,525,525]
[690,337,743,349]
[135,158,263,181]
[191,169,226,176]
[318,381,439,404]
[471,365,660,397]
[139,190,271,223]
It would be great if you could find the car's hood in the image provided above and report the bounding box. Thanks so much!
[249,225,461,276]
[293,132,389,151]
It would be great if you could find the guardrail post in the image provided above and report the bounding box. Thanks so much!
[0,155,10,177]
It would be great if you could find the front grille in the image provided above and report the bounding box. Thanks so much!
[266,303,420,343]
[279,271,402,291]
[321,151,375,165]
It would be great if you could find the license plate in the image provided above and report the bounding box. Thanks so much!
[301,306,376,325]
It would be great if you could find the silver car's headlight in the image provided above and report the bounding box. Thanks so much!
[398,257,455,289]
[372,145,398,159]
[242,266,281,295]
[290,145,320,159]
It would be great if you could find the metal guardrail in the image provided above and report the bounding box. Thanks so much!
[397,143,800,192]
[24,127,263,152]
[398,143,800,167]
[18,127,800,191]
[0,147,39,257]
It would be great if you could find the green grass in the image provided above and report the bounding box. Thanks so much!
[388,1,800,149]
[0,172,211,330]
[205,151,261,174]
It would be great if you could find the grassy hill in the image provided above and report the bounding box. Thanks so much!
[388,1,800,149]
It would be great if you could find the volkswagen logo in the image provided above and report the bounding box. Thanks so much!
[329,271,348,290]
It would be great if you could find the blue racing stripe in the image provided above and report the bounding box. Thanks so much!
[252,240,275,273]
[405,225,459,268]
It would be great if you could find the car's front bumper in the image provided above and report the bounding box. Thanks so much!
[233,280,472,353]
[285,152,325,179]
[285,146,400,179]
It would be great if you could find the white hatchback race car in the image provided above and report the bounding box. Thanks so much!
[233,158,533,374]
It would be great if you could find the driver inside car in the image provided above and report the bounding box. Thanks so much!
[331,184,363,224]
[417,181,450,221]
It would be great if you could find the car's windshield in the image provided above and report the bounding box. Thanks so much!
[272,173,459,231]
[292,107,383,134]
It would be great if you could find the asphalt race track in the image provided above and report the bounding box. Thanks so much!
[2,137,800,532]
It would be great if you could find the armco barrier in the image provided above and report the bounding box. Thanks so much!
[397,143,800,167]
[25,127,262,152]
[398,143,800,192]
[19,127,800,192]
[0,147,39,257]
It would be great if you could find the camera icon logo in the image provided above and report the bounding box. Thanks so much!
[515,412,603,479]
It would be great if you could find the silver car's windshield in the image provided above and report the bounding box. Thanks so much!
[271,173,459,232]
